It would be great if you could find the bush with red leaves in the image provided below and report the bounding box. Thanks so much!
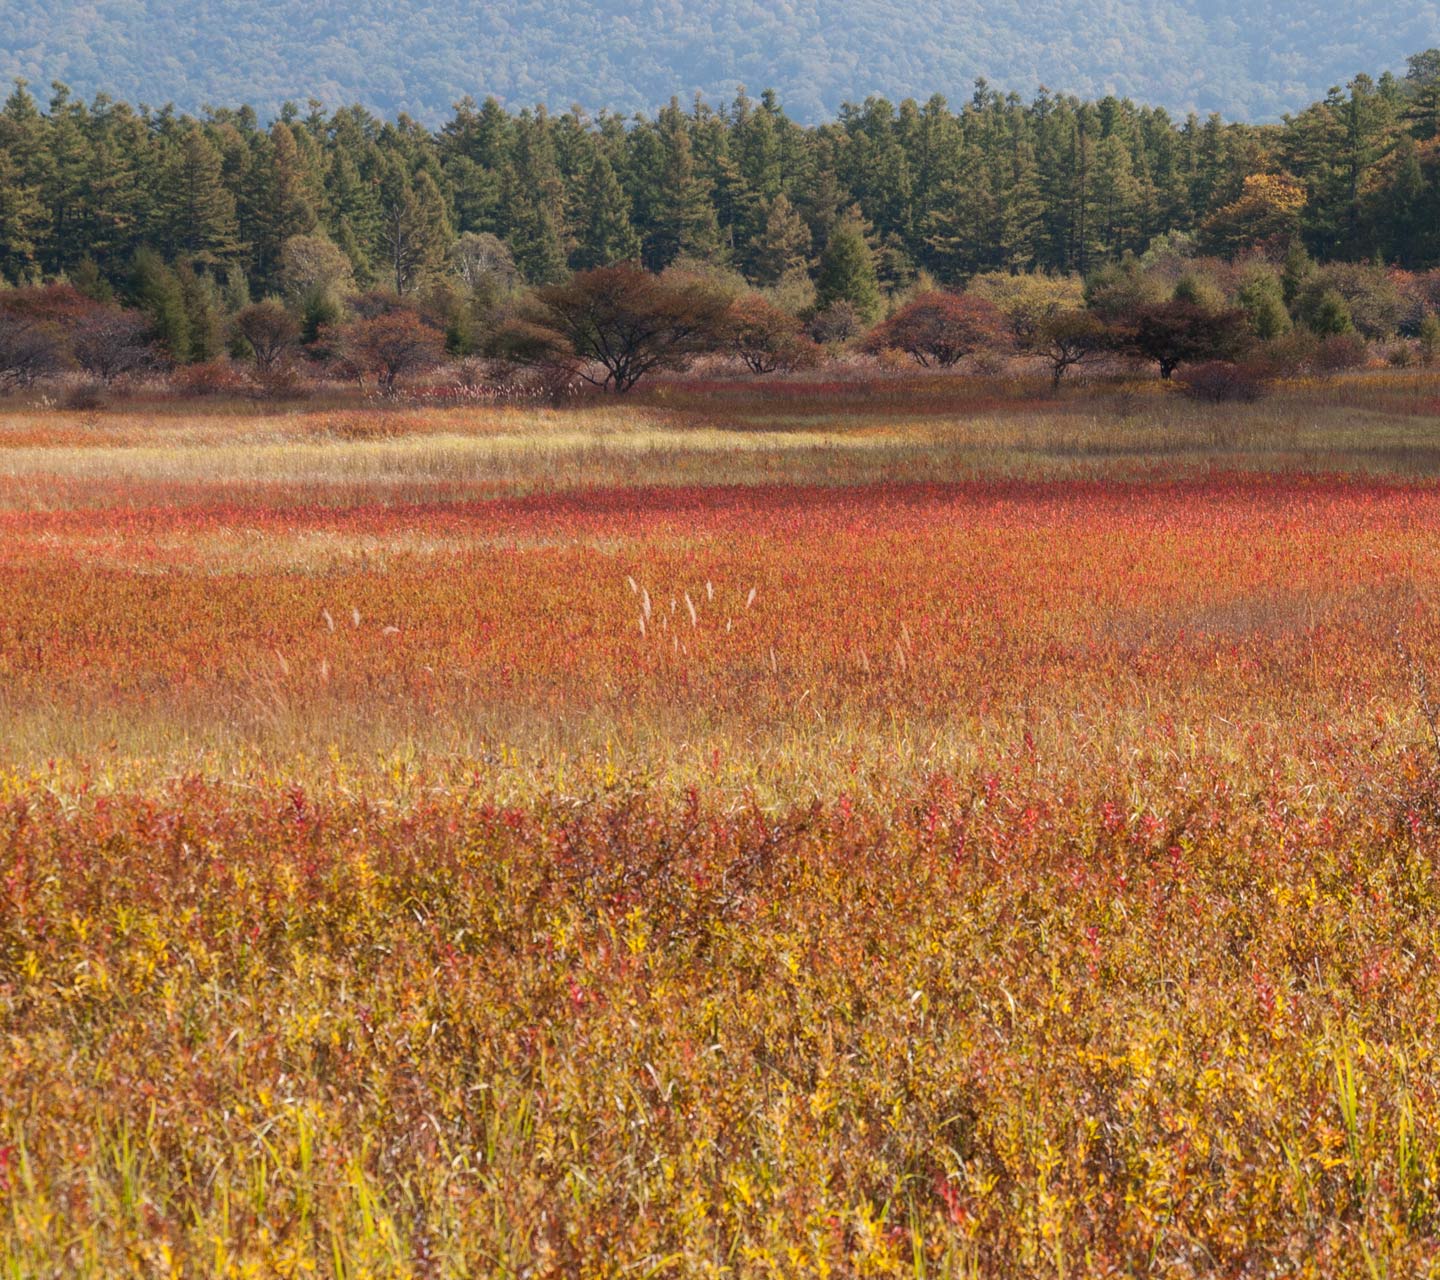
[863,291,1007,368]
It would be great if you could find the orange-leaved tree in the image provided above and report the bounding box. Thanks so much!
[863,291,1006,368]
[331,309,446,394]
[724,294,820,374]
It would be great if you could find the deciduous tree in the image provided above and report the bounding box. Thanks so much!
[333,309,445,393]
[492,263,730,392]
[70,308,155,382]
[863,291,1005,367]
[1025,309,1116,389]
[724,294,818,373]
[1122,300,1248,378]
[232,300,301,372]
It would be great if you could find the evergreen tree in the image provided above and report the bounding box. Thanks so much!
[176,258,225,361]
[815,207,881,320]
[1236,267,1291,338]
[0,148,43,283]
[128,248,189,360]
[749,193,811,283]
[325,149,381,279]
[250,122,317,288]
[499,163,568,283]
[733,90,783,201]
[1088,134,1142,260]
[158,126,241,266]
[499,107,570,282]
[38,85,93,275]
[377,159,451,293]
[572,152,640,268]
[646,100,719,268]
[999,137,1045,270]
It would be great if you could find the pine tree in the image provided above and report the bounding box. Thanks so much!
[711,153,761,260]
[334,217,374,287]
[176,258,225,361]
[251,122,318,289]
[646,101,719,269]
[1088,134,1142,261]
[923,143,995,282]
[815,207,881,320]
[325,149,381,272]
[39,85,93,275]
[498,108,570,282]
[1237,267,1291,338]
[159,127,241,266]
[377,159,451,294]
[996,135,1044,270]
[1381,135,1426,263]
[77,129,143,275]
[748,193,811,283]
[128,248,190,361]
[0,147,43,284]
[733,91,783,201]
[572,152,640,268]
[499,163,568,283]
[0,81,52,278]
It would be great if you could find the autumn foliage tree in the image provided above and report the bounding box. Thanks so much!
[1200,173,1306,256]
[723,294,819,373]
[492,264,731,393]
[1122,300,1249,379]
[231,300,301,373]
[863,291,1006,367]
[1025,310,1117,389]
[332,309,446,394]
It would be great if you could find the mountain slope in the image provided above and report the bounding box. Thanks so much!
[3,0,1437,123]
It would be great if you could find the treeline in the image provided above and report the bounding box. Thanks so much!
[2,48,1440,305]
[3,55,1440,398]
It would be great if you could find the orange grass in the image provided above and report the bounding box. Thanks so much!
[6,403,1440,1275]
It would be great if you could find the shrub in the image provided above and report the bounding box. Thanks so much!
[250,362,309,400]
[1253,330,1320,378]
[1180,360,1270,403]
[62,381,109,411]
[863,291,1006,368]
[1314,332,1370,375]
[1304,262,1406,339]
[807,301,863,346]
[170,359,245,397]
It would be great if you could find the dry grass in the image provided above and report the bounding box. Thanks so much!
[4,372,1440,516]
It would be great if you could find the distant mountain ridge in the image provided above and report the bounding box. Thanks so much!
[3,0,1438,123]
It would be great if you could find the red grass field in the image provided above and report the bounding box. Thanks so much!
[6,396,1440,1275]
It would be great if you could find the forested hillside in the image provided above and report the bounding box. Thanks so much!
[2,0,1437,123]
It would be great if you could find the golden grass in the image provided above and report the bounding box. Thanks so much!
[2,374,1440,515]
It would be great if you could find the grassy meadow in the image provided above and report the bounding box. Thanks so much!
[7,373,1440,1276]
